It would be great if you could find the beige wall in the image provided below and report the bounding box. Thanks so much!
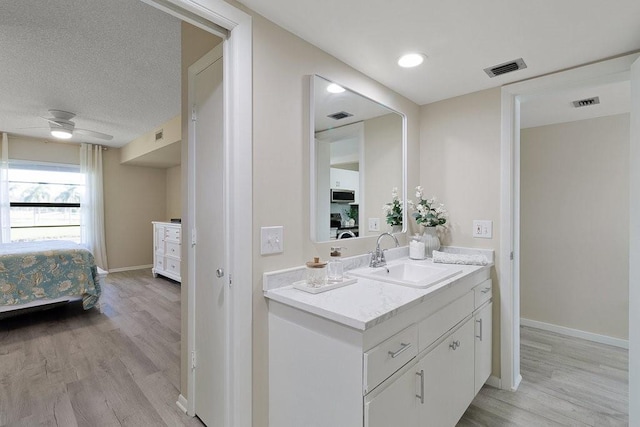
[103,148,167,269]
[166,165,181,220]
[363,113,403,237]
[520,114,629,339]
[120,114,181,164]
[419,88,502,375]
[9,137,79,164]
[179,22,222,399]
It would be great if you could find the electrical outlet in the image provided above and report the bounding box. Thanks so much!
[472,220,493,239]
[260,226,284,255]
[368,218,380,232]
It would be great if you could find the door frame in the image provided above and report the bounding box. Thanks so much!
[499,53,639,391]
[142,1,252,426]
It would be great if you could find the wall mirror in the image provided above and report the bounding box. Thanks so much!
[310,74,406,242]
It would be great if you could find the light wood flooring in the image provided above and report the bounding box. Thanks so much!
[459,326,629,426]
[1,270,629,426]
[0,269,203,427]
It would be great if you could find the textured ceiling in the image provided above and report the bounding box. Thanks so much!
[239,0,640,106]
[0,0,181,147]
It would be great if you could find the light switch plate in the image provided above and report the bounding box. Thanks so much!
[261,226,284,255]
[368,218,380,232]
[473,220,493,239]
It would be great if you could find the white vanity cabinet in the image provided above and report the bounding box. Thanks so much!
[152,221,181,282]
[267,264,493,427]
[473,279,493,394]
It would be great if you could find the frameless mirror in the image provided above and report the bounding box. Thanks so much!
[310,75,406,242]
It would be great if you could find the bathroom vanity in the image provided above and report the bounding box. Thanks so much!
[264,249,493,427]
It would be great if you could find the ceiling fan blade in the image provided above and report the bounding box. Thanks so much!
[75,128,113,141]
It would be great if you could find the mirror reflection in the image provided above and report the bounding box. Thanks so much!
[311,75,405,242]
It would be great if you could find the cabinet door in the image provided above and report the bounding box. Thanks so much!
[418,318,474,427]
[474,302,492,394]
[365,364,420,427]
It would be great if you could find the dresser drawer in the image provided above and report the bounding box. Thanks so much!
[154,256,165,270]
[419,291,474,351]
[474,279,492,308]
[165,258,181,275]
[165,226,181,242]
[166,241,181,258]
[363,324,418,394]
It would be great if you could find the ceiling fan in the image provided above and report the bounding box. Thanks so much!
[40,109,113,141]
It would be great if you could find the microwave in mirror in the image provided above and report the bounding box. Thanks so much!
[330,189,355,203]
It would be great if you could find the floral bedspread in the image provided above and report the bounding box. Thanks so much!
[0,240,101,309]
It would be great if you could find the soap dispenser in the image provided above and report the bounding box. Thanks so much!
[327,246,345,283]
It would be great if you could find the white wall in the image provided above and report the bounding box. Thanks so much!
[520,114,629,340]
[166,164,181,220]
[420,88,502,375]
[363,112,403,236]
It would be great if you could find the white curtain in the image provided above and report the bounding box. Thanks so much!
[80,143,108,269]
[0,133,10,243]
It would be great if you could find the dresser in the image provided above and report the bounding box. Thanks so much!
[152,221,182,283]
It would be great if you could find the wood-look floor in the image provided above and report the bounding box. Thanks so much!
[0,269,203,427]
[1,269,629,426]
[458,326,629,426]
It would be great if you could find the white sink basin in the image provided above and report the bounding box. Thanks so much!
[350,261,462,288]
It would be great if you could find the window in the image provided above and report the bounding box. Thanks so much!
[8,161,83,243]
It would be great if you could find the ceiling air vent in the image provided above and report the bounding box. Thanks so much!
[484,58,527,78]
[572,97,600,108]
[327,111,353,120]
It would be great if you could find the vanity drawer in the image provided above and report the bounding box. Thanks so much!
[166,241,181,257]
[363,324,418,394]
[166,257,181,275]
[474,279,492,308]
[418,291,474,351]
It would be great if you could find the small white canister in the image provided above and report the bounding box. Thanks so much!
[306,256,327,287]
[409,234,426,260]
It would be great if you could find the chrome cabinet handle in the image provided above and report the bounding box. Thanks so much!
[449,340,461,350]
[476,318,483,341]
[481,287,491,294]
[388,342,411,359]
[416,370,425,404]
[216,268,224,278]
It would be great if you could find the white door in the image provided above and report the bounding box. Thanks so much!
[192,45,226,427]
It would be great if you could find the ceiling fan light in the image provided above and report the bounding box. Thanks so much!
[51,129,73,139]
[398,53,425,68]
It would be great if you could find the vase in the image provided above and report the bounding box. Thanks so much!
[391,224,402,233]
[421,226,440,258]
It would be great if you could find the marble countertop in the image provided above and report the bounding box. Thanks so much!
[264,254,491,331]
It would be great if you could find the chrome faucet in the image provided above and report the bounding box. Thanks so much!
[369,232,400,268]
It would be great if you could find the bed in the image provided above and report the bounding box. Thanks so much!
[0,240,106,314]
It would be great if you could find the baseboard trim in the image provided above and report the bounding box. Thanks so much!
[485,375,501,389]
[521,318,629,349]
[176,394,188,414]
[108,264,153,273]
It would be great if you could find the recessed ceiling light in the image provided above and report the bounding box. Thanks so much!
[327,83,345,94]
[398,53,424,68]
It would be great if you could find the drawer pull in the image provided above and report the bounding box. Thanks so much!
[476,318,483,341]
[449,340,461,350]
[416,370,425,404]
[388,342,411,359]
[481,287,491,294]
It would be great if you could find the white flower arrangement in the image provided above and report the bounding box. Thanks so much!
[382,187,402,226]
[408,186,448,227]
